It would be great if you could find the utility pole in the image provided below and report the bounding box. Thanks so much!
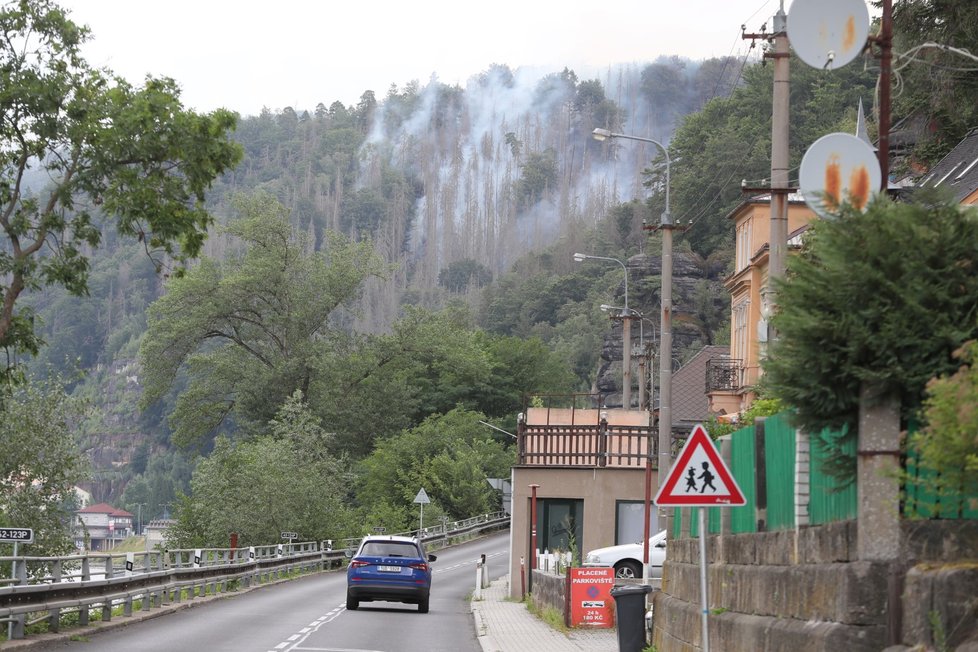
[877,0,893,189]
[743,1,790,341]
[768,2,790,289]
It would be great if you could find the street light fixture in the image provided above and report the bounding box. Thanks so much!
[592,126,674,571]
[574,253,633,408]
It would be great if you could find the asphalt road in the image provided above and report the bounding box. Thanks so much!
[31,531,510,652]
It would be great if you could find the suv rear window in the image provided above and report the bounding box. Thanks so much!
[360,541,421,557]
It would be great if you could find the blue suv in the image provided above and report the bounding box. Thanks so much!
[346,535,436,613]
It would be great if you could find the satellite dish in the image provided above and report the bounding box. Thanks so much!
[799,132,881,218]
[788,0,870,70]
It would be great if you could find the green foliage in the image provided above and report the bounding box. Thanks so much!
[706,397,785,440]
[439,259,493,293]
[314,305,493,457]
[891,0,978,169]
[0,375,89,567]
[356,407,514,521]
[0,0,242,382]
[516,150,557,207]
[668,57,876,255]
[915,338,978,494]
[138,191,388,450]
[473,332,577,416]
[764,190,978,482]
[119,451,192,522]
[167,396,353,548]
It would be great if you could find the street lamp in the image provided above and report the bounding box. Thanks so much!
[574,253,633,408]
[134,503,147,535]
[593,126,674,568]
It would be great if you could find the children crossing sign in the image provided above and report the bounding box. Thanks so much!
[654,424,746,507]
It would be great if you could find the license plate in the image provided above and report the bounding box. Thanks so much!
[377,565,401,573]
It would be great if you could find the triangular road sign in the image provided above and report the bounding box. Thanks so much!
[654,424,746,507]
[413,488,431,504]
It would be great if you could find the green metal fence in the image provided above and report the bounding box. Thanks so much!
[904,445,978,520]
[729,424,757,533]
[808,424,858,524]
[765,413,798,530]
[673,411,978,536]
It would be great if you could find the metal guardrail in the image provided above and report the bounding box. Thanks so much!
[0,512,509,640]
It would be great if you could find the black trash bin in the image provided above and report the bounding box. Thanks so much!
[610,583,653,652]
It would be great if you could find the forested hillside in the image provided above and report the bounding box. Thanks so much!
[22,56,755,510]
[18,39,880,526]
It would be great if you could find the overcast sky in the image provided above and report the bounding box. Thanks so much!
[56,1,840,117]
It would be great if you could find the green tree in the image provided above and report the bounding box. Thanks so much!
[891,0,978,167]
[763,189,978,482]
[0,375,89,565]
[168,395,352,548]
[438,259,492,293]
[915,338,978,492]
[667,56,876,255]
[312,305,493,457]
[474,332,577,417]
[516,150,557,208]
[0,0,242,383]
[139,192,387,449]
[356,408,513,521]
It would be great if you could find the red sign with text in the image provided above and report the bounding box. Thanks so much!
[568,567,615,628]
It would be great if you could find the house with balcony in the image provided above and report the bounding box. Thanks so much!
[707,126,978,419]
[74,503,134,551]
[507,395,658,598]
[706,193,816,416]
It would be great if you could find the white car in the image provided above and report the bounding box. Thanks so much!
[582,529,667,579]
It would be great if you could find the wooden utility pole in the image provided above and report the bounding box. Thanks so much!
[877,0,893,189]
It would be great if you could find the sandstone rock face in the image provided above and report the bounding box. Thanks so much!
[594,251,728,407]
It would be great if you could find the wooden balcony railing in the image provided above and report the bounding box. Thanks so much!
[517,424,656,468]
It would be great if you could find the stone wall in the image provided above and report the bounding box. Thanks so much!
[529,569,567,624]
[651,520,978,651]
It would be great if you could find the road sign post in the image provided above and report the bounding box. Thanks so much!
[654,425,745,652]
[413,488,430,536]
[0,527,34,544]
[1,528,32,641]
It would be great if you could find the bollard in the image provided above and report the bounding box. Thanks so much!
[480,553,489,589]
[475,562,483,600]
[520,556,526,600]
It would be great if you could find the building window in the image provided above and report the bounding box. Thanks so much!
[615,500,659,545]
[736,219,753,272]
[733,299,750,365]
[537,499,584,556]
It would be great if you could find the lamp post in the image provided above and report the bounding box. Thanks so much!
[135,503,146,535]
[574,252,633,408]
[592,127,674,563]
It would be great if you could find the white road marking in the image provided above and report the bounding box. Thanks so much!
[270,549,507,651]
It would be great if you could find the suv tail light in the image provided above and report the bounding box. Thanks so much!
[408,562,429,572]
[350,560,369,569]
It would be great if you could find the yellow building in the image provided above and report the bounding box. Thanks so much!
[707,193,815,417]
[708,126,978,419]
